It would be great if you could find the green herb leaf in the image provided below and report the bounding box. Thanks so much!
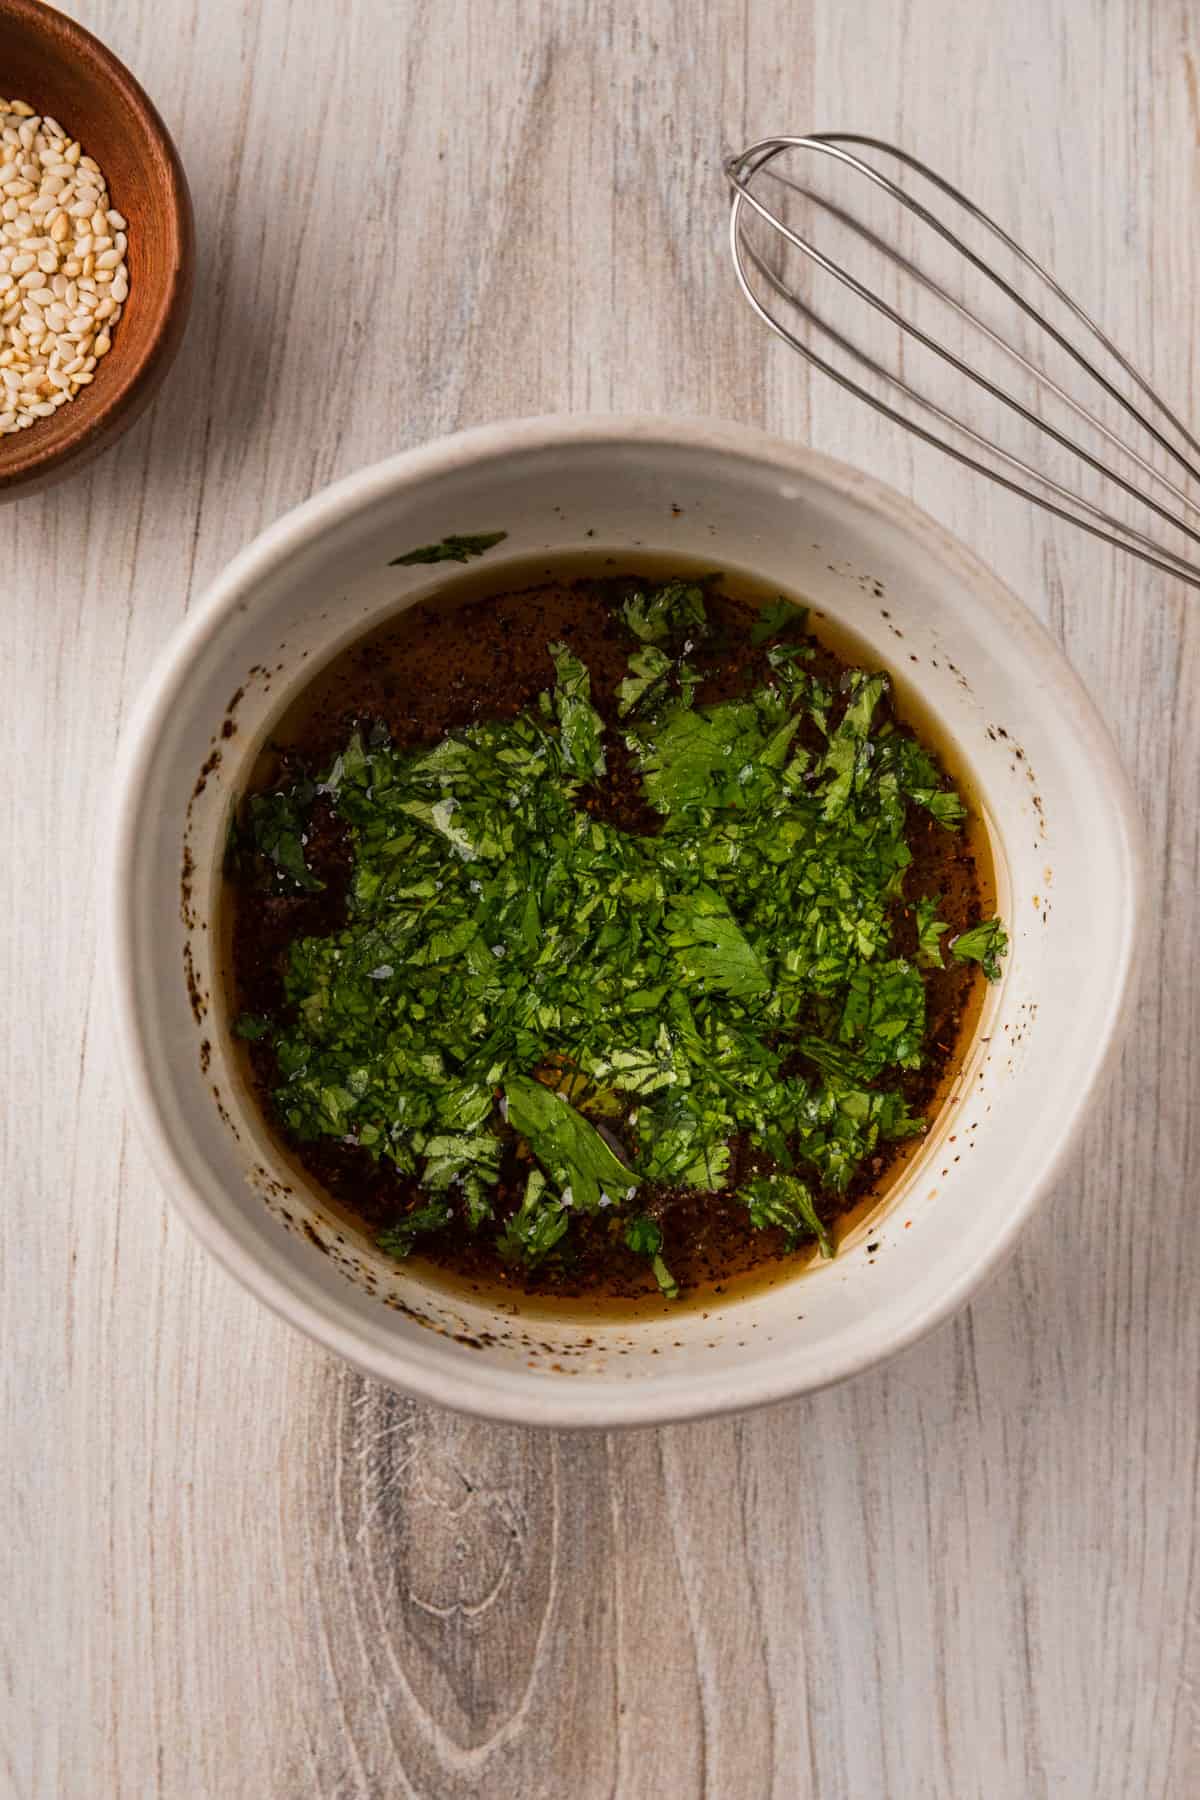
[389,531,508,566]
[378,1199,454,1258]
[878,735,969,827]
[638,1092,732,1189]
[630,697,772,820]
[621,578,709,646]
[837,958,926,1075]
[751,596,808,646]
[914,895,950,970]
[243,786,323,892]
[506,1074,639,1213]
[622,1213,679,1298]
[548,641,606,778]
[921,789,969,827]
[819,672,888,821]
[233,1012,271,1041]
[739,1173,834,1257]
[617,644,673,717]
[951,917,1009,981]
[665,884,770,999]
[497,1168,570,1267]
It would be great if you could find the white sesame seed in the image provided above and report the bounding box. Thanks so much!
[0,101,128,430]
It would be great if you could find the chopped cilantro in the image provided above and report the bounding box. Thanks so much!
[498,1169,569,1267]
[390,531,508,566]
[630,696,785,820]
[231,579,1001,1297]
[233,1012,272,1041]
[751,596,809,646]
[665,885,770,1000]
[506,1074,638,1212]
[838,959,926,1076]
[740,1172,834,1258]
[617,644,673,718]
[623,1214,679,1298]
[548,641,606,779]
[951,917,1009,981]
[240,784,323,892]
[922,789,969,827]
[621,577,710,646]
[379,1199,454,1258]
[914,895,950,970]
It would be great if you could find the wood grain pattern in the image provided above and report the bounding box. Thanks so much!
[2,0,1197,1794]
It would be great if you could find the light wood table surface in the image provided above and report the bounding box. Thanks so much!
[4,2,1198,1794]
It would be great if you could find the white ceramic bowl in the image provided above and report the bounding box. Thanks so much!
[108,415,1142,1427]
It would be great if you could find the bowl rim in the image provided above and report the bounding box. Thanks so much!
[106,413,1145,1427]
[0,0,194,494]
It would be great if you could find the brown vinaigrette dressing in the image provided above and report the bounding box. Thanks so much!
[221,552,998,1320]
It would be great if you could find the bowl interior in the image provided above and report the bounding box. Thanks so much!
[112,420,1141,1425]
[0,0,192,491]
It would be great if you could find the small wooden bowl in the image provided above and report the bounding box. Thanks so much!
[0,0,194,498]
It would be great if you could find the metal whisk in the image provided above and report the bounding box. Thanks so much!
[726,134,1200,589]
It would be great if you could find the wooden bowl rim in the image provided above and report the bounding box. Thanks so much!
[0,0,194,493]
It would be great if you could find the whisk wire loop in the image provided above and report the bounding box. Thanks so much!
[726,135,1200,589]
